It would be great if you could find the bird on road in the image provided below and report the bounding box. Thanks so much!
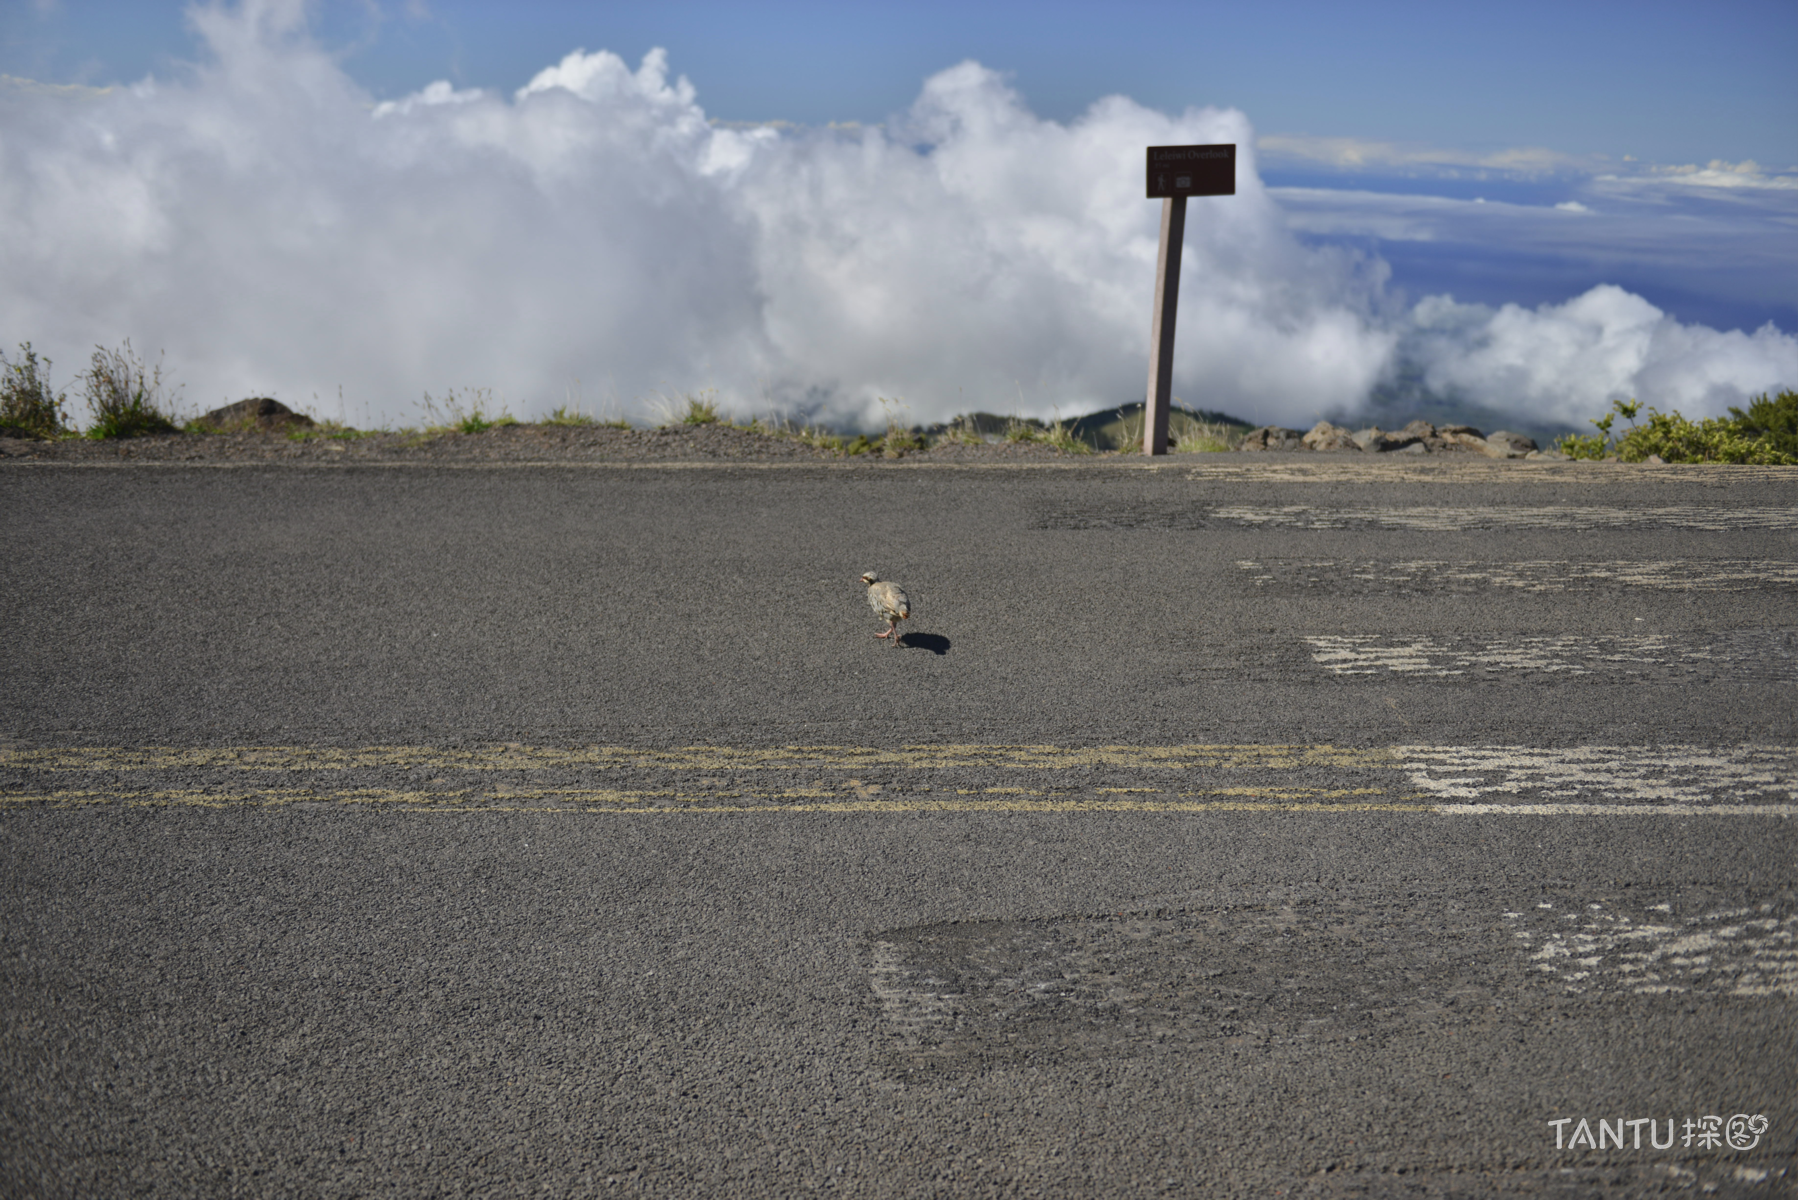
[860,572,910,646]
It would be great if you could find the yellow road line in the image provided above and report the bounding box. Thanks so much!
[6,788,1789,816]
[0,788,1434,814]
[7,743,1789,815]
[0,743,1399,772]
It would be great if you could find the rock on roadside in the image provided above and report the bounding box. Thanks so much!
[1240,419,1542,457]
[193,397,316,432]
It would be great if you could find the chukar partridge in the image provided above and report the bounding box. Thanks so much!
[860,572,910,646]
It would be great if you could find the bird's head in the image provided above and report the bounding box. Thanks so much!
[860,572,878,587]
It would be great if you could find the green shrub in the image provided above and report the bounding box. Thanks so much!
[1618,407,1796,465]
[82,340,182,438]
[0,342,71,438]
[1560,395,1798,464]
[1556,398,1640,460]
[1726,389,1798,459]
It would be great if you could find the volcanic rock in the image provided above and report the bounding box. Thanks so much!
[195,397,315,432]
[1302,421,1362,451]
[1483,430,1540,458]
[1237,425,1309,451]
[1237,417,1545,457]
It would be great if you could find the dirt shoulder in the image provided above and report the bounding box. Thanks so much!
[0,423,1089,465]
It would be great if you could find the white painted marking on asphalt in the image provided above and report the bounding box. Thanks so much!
[1212,505,1798,531]
[868,941,961,1039]
[1304,634,1794,680]
[1395,745,1796,807]
[1507,902,1797,996]
[1237,559,1798,592]
[1185,461,1798,484]
[1307,634,1671,676]
[1441,804,1796,817]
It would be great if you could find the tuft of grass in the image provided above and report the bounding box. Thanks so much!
[760,415,844,452]
[0,342,71,439]
[287,420,378,442]
[82,340,183,439]
[1043,412,1094,454]
[649,387,724,427]
[937,415,990,446]
[1172,419,1237,452]
[1003,414,1093,454]
[1111,408,1145,454]
[877,396,925,458]
[543,404,628,429]
[548,379,631,429]
[1003,417,1044,444]
[742,413,817,444]
[418,387,517,435]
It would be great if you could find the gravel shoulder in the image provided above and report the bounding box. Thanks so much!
[0,423,1088,464]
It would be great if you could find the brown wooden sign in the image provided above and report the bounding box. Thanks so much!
[1146,144,1236,198]
[1141,143,1236,453]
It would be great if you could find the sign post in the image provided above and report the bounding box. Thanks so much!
[1143,144,1235,454]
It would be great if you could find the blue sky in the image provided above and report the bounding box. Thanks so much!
[2,0,1793,431]
[11,0,1796,164]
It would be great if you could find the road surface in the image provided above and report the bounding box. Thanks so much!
[3,457,1794,1197]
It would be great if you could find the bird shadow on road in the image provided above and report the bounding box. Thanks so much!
[899,632,951,655]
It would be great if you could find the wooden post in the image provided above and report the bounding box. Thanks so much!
[1144,195,1187,456]
[1143,143,1233,456]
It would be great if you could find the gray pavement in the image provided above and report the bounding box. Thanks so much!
[2,458,1795,1197]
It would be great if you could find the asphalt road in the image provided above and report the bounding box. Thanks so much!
[3,458,1795,1198]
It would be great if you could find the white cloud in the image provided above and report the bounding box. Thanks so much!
[0,4,1790,433]
[1602,159,1798,192]
[1258,133,1592,177]
[1405,287,1796,426]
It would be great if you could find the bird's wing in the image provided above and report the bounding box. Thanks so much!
[869,581,907,619]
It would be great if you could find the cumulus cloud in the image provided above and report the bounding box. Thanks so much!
[1406,287,1796,427]
[0,3,1790,432]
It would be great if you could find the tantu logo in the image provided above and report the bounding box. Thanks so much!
[1549,1114,1768,1152]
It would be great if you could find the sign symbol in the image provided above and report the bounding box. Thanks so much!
[1176,176,1191,189]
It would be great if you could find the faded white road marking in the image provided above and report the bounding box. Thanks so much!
[1212,505,1798,531]
[1185,461,1798,484]
[868,941,963,1042]
[1396,744,1796,807]
[1508,901,1797,997]
[1305,632,1796,681]
[1440,803,1796,816]
[1239,559,1798,593]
